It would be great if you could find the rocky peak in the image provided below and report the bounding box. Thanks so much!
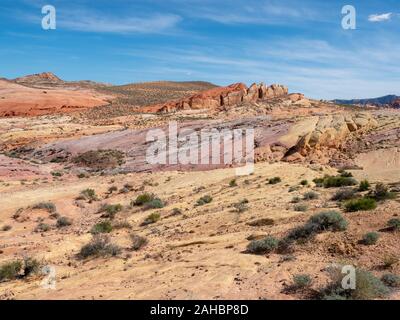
[14,72,63,84]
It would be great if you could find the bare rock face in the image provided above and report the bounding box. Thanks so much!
[391,99,400,108]
[14,72,63,85]
[286,112,378,161]
[140,82,288,113]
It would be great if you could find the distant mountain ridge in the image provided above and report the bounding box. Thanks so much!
[333,95,400,106]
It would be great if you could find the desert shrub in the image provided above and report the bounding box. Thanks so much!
[291,196,301,203]
[77,173,87,179]
[339,171,353,178]
[322,176,358,188]
[35,223,50,233]
[287,211,347,241]
[131,193,155,206]
[300,180,309,186]
[0,260,22,282]
[268,177,281,185]
[233,199,249,213]
[32,202,56,213]
[144,198,165,210]
[56,216,72,228]
[247,218,274,227]
[51,171,63,177]
[73,149,125,170]
[247,236,279,254]
[22,257,41,277]
[91,221,113,234]
[381,274,400,288]
[362,232,380,245]
[229,179,238,187]
[141,213,161,226]
[344,197,377,212]
[120,183,134,194]
[289,186,300,193]
[1,225,12,231]
[196,195,213,206]
[79,189,98,202]
[131,234,148,251]
[373,183,396,201]
[320,267,389,300]
[383,255,399,269]
[303,191,319,200]
[359,180,370,191]
[331,188,357,201]
[387,218,400,231]
[112,220,132,230]
[293,274,312,289]
[294,204,308,212]
[78,235,121,259]
[107,186,118,194]
[276,238,295,254]
[100,204,123,219]
[171,208,183,216]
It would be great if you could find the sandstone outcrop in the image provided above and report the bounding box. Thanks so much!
[139,82,288,113]
[284,112,377,162]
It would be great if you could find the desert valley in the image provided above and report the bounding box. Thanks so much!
[0,72,400,300]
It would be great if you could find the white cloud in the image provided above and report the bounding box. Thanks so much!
[368,13,392,22]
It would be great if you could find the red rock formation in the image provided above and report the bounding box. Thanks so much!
[140,82,288,113]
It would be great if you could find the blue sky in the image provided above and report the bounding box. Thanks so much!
[1,0,399,99]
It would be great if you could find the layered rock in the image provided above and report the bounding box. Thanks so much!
[283,112,378,162]
[140,82,288,113]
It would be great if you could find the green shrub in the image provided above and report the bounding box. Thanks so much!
[362,232,379,245]
[381,274,400,288]
[35,223,50,233]
[344,197,377,212]
[320,267,389,300]
[79,189,98,202]
[131,234,148,251]
[100,204,123,219]
[373,183,396,201]
[291,196,301,203]
[233,199,249,213]
[22,257,41,277]
[78,235,121,259]
[339,171,353,178]
[323,176,358,188]
[196,195,213,206]
[131,193,154,206]
[303,191,319,200]
[144,198,165,210]
[359,180,370,191]
[112,220,132,230]
[0,261,22,282]
[32,202,56,213]
[293,274,312,289]
[247,236,279,254]
[294,204,308,212]
[383,255,399,269]
[141,213,161,226]
[387,218,400,231]
[288,211,348,241]
[91,221,113,234]
[171,208,183,216]
[300,180,309,186]
[56,216,72,228]
[331,188,357,201]
[107,186,118,194]
[247,218,274,227]
[268,177,281,185]
[229,179,238,187]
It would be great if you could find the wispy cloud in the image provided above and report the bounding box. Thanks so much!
[58,12,182,34]
[368,13,393,22]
